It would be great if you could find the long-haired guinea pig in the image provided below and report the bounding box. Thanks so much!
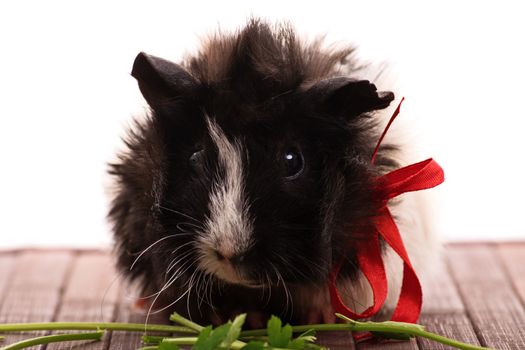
[108,19,438,326]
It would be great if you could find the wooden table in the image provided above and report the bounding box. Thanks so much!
[0,243,524,349]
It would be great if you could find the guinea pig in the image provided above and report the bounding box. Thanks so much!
[108,19,438,326]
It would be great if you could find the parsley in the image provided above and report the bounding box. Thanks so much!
[0,313,494,350]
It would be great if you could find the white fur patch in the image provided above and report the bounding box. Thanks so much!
[198,117,254,284]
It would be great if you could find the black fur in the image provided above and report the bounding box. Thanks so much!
[108,19,396,324]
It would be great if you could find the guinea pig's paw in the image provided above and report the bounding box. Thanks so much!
[132,298,148,313]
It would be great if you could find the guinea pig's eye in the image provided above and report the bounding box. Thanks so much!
[189,149,205,168]
[283,148,304,179]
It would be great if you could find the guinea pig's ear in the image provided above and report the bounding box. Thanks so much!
[308,77,395,117]
[131,52,197,107]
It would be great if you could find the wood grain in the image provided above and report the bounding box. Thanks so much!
[418,314,480,350]
[1,244,525,349]
[316,330,355,350]
[0,251,73,349]
[358,338,419,350]
[497,243,525,307]
[0,252,17,300]
[418,257,480,350]
[447,244,525,350]
[109,282,172,350]
[47,251,120,350]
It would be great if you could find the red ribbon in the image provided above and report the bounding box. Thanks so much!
[328,98,445,339]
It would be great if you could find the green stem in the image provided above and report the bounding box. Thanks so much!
[336,314,491,350]
[0,313,494,350]
[154,336,199,345]
[410,328,489,350]
[0,331,104,350]
[0,322,195,334]
[240,315,492,350]
[240,323,356,337]
[160,337,246,349]
[139,337,228,350]
[142,335,165,344]
[169,312,205,332]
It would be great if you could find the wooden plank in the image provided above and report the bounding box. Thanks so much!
[109,282,172,350]
[0,252,19,344]
[418,314,480,350]
[110,283,357,349]
[0,245,523,349]
[497,243,525,306]
[418,256,480,350]
[357,253,480,350]
[317,330,355,350]
[358,338,419,350]
[47,251,120,350]
[0,252,18,301]
[111,285,356,349]
[0,250,73,349]
[447,244,525,349]
[421,257,465,314]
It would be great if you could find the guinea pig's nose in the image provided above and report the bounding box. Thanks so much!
[214,249,244,265]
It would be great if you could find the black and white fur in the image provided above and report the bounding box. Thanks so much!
[108,19,438,325]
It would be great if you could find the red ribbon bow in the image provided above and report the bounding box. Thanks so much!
[328,98,445,338]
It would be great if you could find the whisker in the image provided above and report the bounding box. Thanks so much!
[147,261,198,315]
[263,271,272,307]
[270,262,293,319]
[138,255,196,300]
[144,283,165,332]
[165,248,198,276]
[274,253,320,286]
[130,234,179,271]
[204,273,216,311]
[185,267,201,321]
[157,205,202,224]
[165,257,197,288]
[195,271,210,311]
[339,256,368,311]
[148,288,191,315]
[176,222,203,231]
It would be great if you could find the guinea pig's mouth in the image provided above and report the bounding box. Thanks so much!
[197,246,262,288]
[201,261,262,288]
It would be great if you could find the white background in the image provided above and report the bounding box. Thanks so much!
[1,1,524,248]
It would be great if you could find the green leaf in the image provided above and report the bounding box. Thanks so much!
[192,323,232,350]
[242,340,265,350]
[297,329,316,338]
[159,338,181,350]
[193,326,213,350]
[297,336,317,344]
[222,314,246,348]
[288,338,305,349]
[293,328,317,346]
[280,324,293,346]
[209,323,231,348]
[266,316,293,348]
[267,315,282,346]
